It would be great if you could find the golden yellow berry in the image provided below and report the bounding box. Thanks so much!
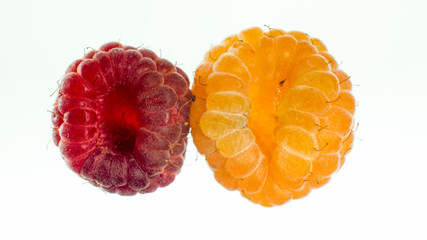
[190,27,355,206]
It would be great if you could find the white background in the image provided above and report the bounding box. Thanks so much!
[1,0,426,239]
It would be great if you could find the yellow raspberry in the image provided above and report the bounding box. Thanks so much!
[190,27,356,207]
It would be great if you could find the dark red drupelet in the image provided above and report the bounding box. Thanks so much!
[52,42,191,195]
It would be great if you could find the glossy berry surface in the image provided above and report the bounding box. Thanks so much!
[190,27,355,206]
[52,42,192,195]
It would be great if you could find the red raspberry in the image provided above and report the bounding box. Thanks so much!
[52,42,192,195]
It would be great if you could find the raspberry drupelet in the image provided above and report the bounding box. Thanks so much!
[52,42,192,195]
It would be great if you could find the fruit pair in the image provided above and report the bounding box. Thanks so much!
[52,27,355,206]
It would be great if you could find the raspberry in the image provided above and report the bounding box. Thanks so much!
[52,42,191,195]
[190,27,355,206]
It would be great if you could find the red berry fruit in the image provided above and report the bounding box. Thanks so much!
[52,42,192,195]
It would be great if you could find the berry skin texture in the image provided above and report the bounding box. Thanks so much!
[190,27,355,207]
[52,42,192,195]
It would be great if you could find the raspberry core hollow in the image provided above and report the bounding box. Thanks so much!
[52,42,192,195]
[190,27,355,206]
